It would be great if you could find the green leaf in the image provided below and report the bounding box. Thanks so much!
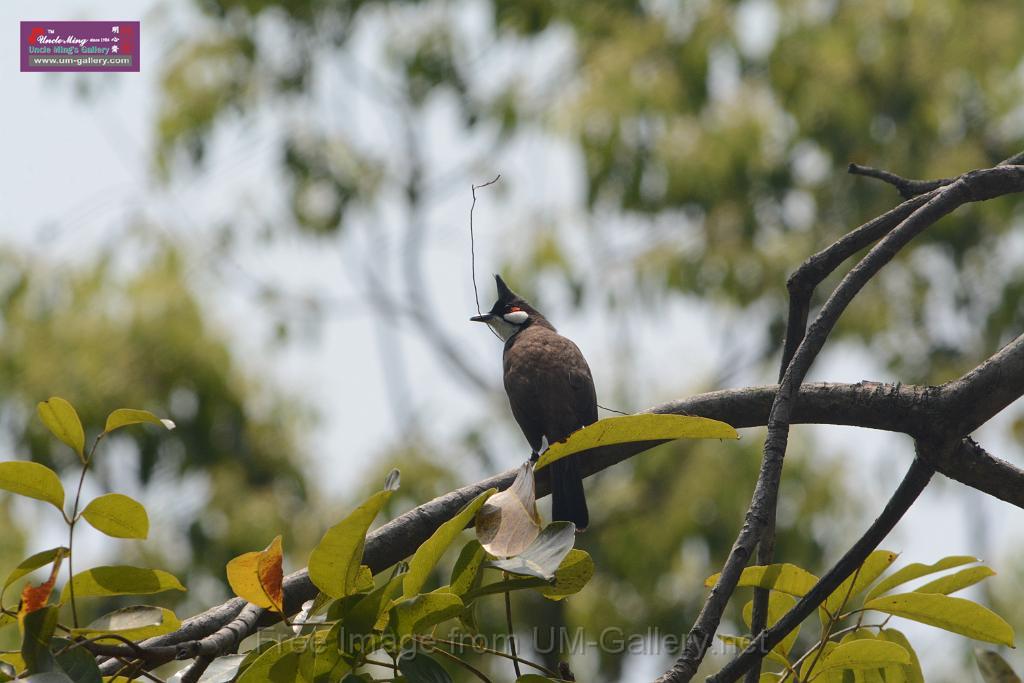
[705,562,819,597]
[914,565,996,595]
[344,571,405,636]
[717,634,790,668]
[60,566,185,602]
[104,408,176,433]
[308,470,399,598]
[537,549,594,600]
[391,590,464,639]
[863,592,1015,646]
[816,639,910,672]
[71,606,180,642]
[449,541,486,596]
[535,414,738,470]
[398,650,453,683]
[37,398,84,460]
[742,592,799,657]
[0,462,65,511]
[864,555,978,603]
[404,489,495,599]
[489,521,576,581]
[516,677,561,683]
[975,649,1022,683]
[235,637,305,683]
[20,605,58,674]
[1,548,69,607]
[879,629,924,683]
[297,628,348,682]
[822,549,898,620]
[80,493,149,539]
[463,576,548,602]
[50,638,101,683]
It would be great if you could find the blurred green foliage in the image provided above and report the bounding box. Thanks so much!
[0,246,312,611]
[158,0,1024,380]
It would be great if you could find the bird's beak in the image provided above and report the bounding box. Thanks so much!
[470,314,495,323]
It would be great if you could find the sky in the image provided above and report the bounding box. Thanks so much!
[3,0,1022,679]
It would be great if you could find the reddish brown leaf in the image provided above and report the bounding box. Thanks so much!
[19,554,64,619]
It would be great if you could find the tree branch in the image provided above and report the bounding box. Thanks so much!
[708,449,937,682]
[657,163,1024,683]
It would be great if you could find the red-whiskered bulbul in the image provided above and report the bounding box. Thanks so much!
[471,275,596,531]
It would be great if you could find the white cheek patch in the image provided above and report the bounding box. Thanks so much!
[486,317,520,341]
[503,310,528,324]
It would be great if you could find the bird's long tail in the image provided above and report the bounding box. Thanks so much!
[551,454,589,532]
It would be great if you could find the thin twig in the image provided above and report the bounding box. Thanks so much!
[503,571,522,678]
[469,174,501,316]
[847,163,954,199]
[427,636,560,677]
[422,641,494,683]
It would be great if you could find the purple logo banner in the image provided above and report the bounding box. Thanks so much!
[21,20,139,72]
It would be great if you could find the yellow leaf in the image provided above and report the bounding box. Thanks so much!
[227,536,284,613]
[37,397,85,459]
[81,493,149,539]
[61,566,185,601]
[914,566,995,595]
[823,549,898,619]
[816,639,910,672]
[536,414,738,470]
[717,634,790,668]
[105,408,176,433]
[538,549,594,601]
[865,556,978,603]
[742,592,799,656]
[705,563,819,597]
[864,592,1015,647]
[879,629,925,683]
[0,461,65,511]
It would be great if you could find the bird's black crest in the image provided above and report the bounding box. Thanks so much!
[494,274,516,303]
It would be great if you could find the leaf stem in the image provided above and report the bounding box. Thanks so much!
[502,571,522,678]
[67,433,104,628]
[426,636,560,677]
[426,642,494,683]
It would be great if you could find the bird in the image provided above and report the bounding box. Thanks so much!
[471,274,596,531]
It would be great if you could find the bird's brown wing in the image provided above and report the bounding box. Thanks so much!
[564,338,598,429]
[503,328,597,445]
